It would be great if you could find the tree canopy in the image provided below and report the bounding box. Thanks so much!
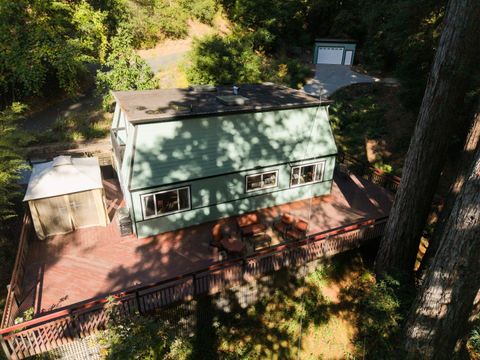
[0,1,108,102]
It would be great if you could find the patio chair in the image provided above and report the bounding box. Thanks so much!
[286,219,309,241]
[236,213,260,228]
[211,223,245,256]
[273,213,295,236]
[210,223,225,249]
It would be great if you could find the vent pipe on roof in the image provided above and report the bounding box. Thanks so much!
[233,86,239,95]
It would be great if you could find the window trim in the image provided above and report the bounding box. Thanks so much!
[245,170,279,193]
[290,161,326,188]
[141,186,191,220]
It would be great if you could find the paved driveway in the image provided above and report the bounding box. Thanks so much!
[304,64,380,97]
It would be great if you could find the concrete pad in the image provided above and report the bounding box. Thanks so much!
[304,64,380,97]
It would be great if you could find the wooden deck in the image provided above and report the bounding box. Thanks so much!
[20,171,392,314]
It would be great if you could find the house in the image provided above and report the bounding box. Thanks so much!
[110,84,337,238]
[313,38,356,65]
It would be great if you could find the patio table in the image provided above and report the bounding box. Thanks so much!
[220,236,245,254]
[240,223,267,237]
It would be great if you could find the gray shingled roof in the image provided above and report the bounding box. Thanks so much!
[112,83,330,123]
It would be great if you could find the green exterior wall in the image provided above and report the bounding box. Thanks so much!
[313,41,356,65]
[132,156,335,238]
[129,107,336,190]
[112,104,337,238]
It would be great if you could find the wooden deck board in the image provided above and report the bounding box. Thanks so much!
[20,172,393,314]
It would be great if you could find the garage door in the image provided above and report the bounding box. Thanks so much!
[316,47,344,64]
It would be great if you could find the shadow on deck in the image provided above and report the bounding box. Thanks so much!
[20,170,392,314]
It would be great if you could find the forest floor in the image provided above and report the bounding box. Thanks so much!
[144,249,395,359]
[329,82,417,175]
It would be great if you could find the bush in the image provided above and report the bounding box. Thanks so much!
[96,26,158,110]
[342,272,404,358]
[98,298,193,359]
[186,32,265,85]
[469,323,480,357]
[186,32,310,88]
[124,0,189,49]
[181,0,217,25]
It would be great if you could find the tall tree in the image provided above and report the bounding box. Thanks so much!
[374,0,480,275]
[402,137,480,357]
[419,102,480,273]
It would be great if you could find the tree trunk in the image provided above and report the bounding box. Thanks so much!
[419,104,480,273]
[374,0,480,275]
[403,137,480,358]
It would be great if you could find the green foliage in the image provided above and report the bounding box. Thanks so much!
[124,0,218,49]
[469,324,480,356]
[0,1,109,101]
[98,298,193,359]
[342,273,403,358]
[128,0,189,49]
[221,0,310,52]
[96,26,158,109]
[220,0,445,111]
[0,103,28,224]
[26,110,111,146]
[329,85,388,156]
[187,32,310,88]
[186,32,264,85]
[181,0,217,25]
[329,83,415,174]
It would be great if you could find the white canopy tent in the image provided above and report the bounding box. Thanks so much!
[24,156,109,239]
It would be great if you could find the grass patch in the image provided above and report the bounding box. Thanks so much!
[26,105,110,146]
[330,83,416,175]
[156,60,189,89]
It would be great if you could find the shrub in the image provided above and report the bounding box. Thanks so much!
[181,0,217,25]
[343,272,404,358]
[186,32,310,88]
[186,32,265,85]
[96,26,158,110]
[124,0,189,49]
[469,322,480,358]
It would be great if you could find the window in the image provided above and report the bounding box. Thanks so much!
[141,187,190,219]
[290,161,325,187]
[245,170,278,192]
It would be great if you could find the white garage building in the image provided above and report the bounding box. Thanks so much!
[313,38,356,66]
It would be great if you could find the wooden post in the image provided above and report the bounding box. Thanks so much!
[190,274,197,298]
[135,290,143,315]
[0,334,12,360]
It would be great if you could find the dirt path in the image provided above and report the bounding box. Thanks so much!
[137,19,227,74]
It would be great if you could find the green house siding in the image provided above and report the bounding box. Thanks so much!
[129,107,336,190]
[111,100,338,238]
[131,156,334,238]
[313,41,356,64]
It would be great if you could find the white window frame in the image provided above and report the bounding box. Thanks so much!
[141,186,191,219]
[245,170,279,193]
[290,161,326,187]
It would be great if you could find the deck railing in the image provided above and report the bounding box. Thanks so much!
[1,214,33,330]
[337,152,401,193]
[0,216,387,359]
